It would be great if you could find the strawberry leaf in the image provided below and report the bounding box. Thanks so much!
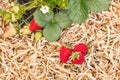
[54,12,72,29]
[84,0,110,12]
[47,0,61,9]
[67,0,88,24]
[67,0,110,24]
[33,10,54,27]
[34,10,72,42]
[43,23,61,42]
[43,12,71,41]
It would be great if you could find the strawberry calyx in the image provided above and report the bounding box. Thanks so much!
[66,44,73,49]
[71,52,80,59]
[72,53,85,64]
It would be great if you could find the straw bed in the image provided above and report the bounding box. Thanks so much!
[0,0,120,80]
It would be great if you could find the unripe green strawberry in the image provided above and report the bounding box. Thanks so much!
[19,8,25,14]
[3,24,17,37]
[20,25,31,35]
[3,12,11,21]
[10,5,20,14]
[34,31,42,42]
[11,13,23,22]
[0,9,3,16]
[11,13,17,22]
[16,13,23,20]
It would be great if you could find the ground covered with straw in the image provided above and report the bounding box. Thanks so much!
[0,0,120,80]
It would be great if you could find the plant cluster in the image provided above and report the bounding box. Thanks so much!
[1,0,110,65]
[0,4,23,22]
[1,0,110,42]
[32,0,110,42]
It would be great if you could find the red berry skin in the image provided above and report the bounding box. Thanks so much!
[29,19,42,31]
[60,46,72,63]
[72,53,85,64]
[73,43,88,55]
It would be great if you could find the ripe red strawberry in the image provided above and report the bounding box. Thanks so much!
[60,46,72,63]
[73,43,88,55]
[72,52,85,64]
[29,19,42,31]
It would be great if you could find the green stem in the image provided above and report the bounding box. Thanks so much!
[18,0,47,26]
[22,0,47,11]
[18,13,33,27]
[72,52,79,59]
[21,1,34,6]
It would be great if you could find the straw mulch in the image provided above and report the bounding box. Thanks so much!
[0,0,120,80]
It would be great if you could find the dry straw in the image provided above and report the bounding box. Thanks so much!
[0,0,120,80]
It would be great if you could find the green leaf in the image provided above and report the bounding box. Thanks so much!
[47,0,61,9]
[33,10,54,27]
[67,0,88,24]
[47,0,56,8]
[54,12,72,29]
[84,0,110,12]
[34,10,72,42]
[43,23,61,42]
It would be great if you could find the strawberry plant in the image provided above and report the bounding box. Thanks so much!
[34,31,43,42]
[1,0,110,41]
[33,0,110,42]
